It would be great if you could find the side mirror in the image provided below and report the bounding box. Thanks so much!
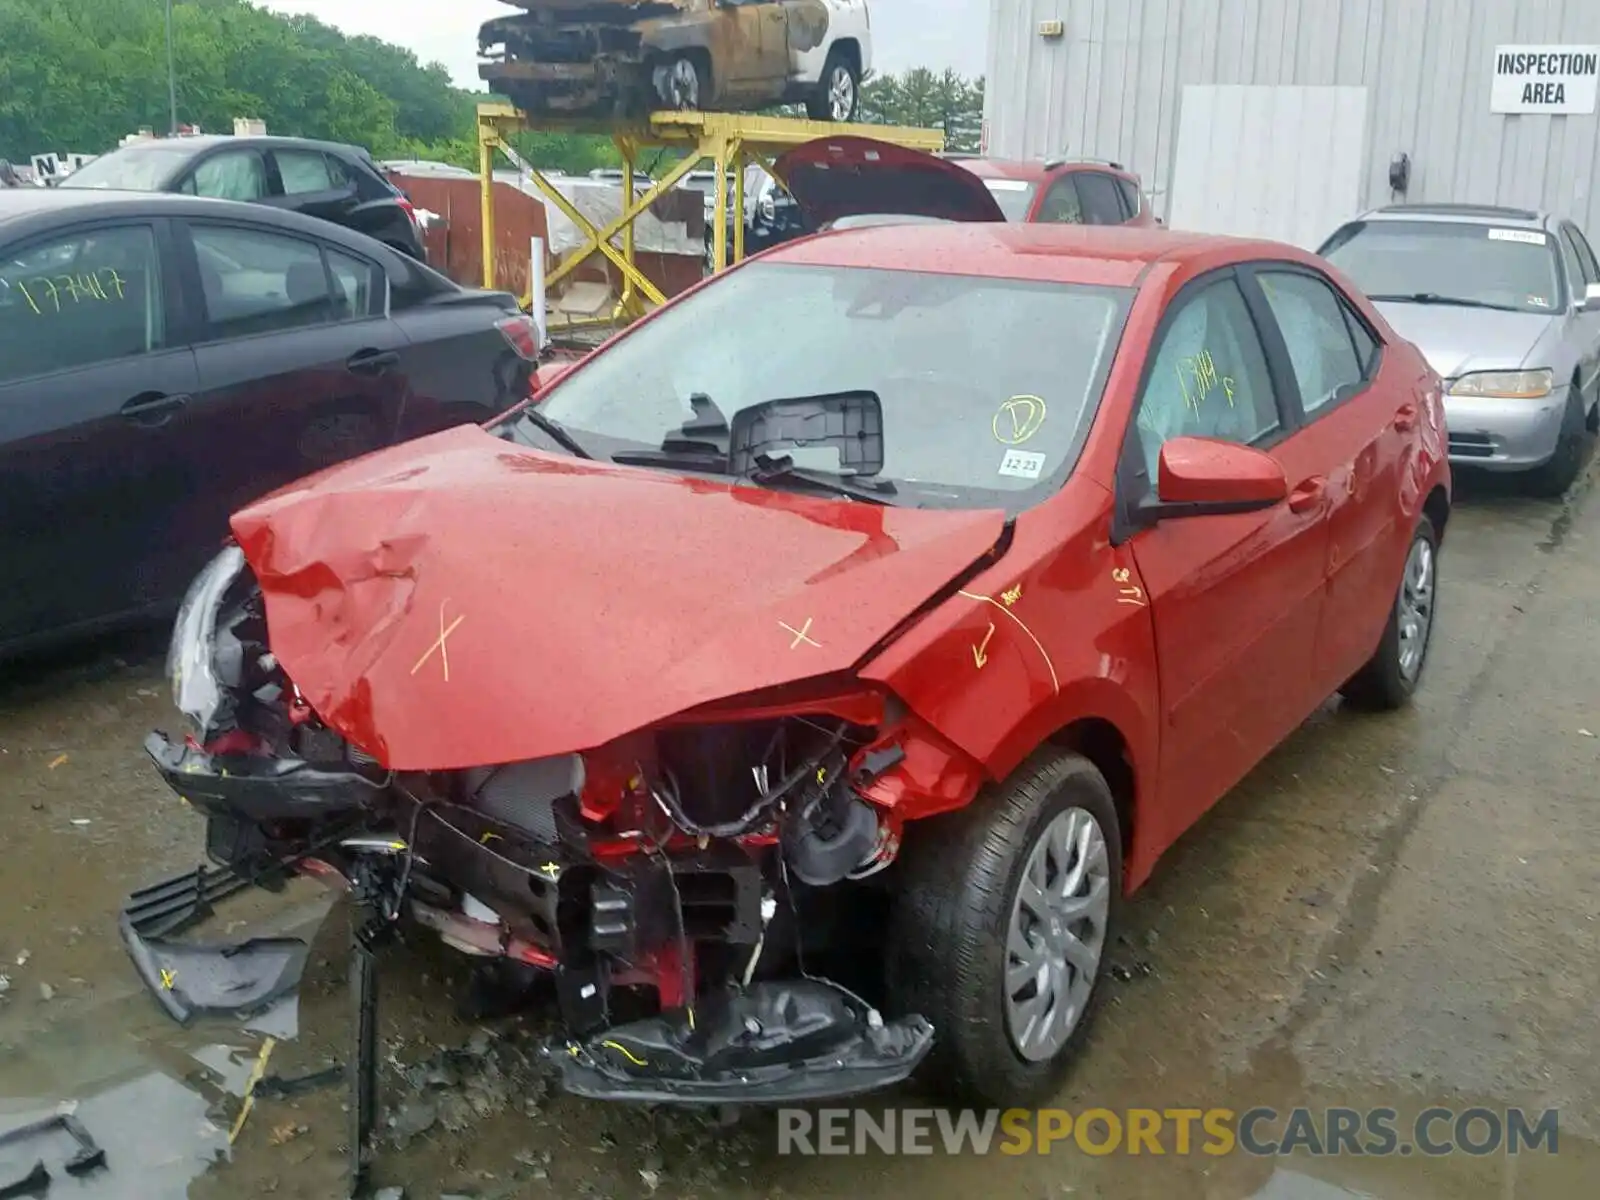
[1583,282,1600,312]
[1135,436,1287,526]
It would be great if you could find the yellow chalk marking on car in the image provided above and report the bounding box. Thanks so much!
[959,590,1060,694]
[972,621,996,669]
[601,1040,649,1067]
[1001,584,1023,607]
[411,600,466,682]
[480,831,502,845]
[993,395,1048,445]
[779,617,820,649]
[1112,567,1147,607]
[540,862,561,878]
[160,968,176,990]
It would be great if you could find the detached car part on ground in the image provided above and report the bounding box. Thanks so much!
[125,223,1450,1130]
[479,0,871,122]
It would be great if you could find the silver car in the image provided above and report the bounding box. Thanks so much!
[1319,203,1600,495]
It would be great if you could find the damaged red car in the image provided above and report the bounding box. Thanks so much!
[128,222,1450,1114]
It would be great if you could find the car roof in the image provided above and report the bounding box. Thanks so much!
[955,157,1137,184]
[1356,202,1554,230]
[761,222,1278,288]
[0,188,403,253]
[101,134,366,159]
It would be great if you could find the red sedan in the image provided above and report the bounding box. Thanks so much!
[957,155,1160,226]
[133,223,1449,1114]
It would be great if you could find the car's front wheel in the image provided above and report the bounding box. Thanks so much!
[807,49,860,122]
[1523,384,1587,497]
[886,749,1122,1106]
[1340,514,1439,710]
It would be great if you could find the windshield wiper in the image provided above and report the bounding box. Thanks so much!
[512,407,594,460]
[745,455,897,505]
[1367,292,1523,312]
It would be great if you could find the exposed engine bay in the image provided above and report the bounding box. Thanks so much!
[140,544,934,1108]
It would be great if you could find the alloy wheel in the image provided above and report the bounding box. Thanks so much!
[1004,806,1111,1062]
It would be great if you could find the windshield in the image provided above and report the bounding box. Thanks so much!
[508,263,1132,512]
[59,146,192,191]
[1320,219,1564,314]
[981,178,1037,222]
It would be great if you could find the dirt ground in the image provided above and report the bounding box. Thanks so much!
[2,461,1598,1200]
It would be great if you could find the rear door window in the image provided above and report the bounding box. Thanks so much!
[1035,177,1084,224]
[1075,171,1128,224]
[1257,270,1366,416]
[182,150,270,201]
[326,248,386,317]
[188,224,339,338]
[0,224,165,384]
[276,150,340,195]
[1115,177,1140,220]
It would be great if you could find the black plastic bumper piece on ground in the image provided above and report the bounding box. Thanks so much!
[553,979,935,1105]
[120,864,309,1027]
[144,730,385,824]
[123,863,253,941]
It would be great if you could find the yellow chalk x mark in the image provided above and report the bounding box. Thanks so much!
[779,617,820,649]
[159,968,176,990]
[411,600,465,682]
[540,862,561,878]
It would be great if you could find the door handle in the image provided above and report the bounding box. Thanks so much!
[120,391,190,424]
[347,348,400,375]
[1393,402,1418,432]
[1288,476,1326,513]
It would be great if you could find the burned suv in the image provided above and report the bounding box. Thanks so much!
[479,0,872,122]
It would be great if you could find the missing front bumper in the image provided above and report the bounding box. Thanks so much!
[554,979,934,1104]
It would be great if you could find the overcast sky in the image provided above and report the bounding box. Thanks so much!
[258,0,990,89]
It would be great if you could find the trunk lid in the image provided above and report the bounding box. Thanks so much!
[774,136,1009,228]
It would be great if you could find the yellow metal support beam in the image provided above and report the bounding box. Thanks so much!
[476,103,947,332]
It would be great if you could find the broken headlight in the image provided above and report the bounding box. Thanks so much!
[167,543,247,734]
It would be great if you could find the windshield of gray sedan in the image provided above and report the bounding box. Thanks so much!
[515,262,1133,511]
[1321,219,1564,314]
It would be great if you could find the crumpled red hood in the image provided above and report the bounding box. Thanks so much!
[229,424,1006,771]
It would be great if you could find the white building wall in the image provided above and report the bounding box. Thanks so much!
[983,0,1600,240]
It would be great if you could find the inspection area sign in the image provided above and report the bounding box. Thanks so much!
[1492,45,1600,114]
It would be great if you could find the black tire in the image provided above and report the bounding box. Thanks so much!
[654,52,708,111]
[884,749,1123,1107]
[1340,514,1440,711]
[806,49,860,122]
[1522,384,1586,498]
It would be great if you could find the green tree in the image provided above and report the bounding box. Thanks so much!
[860,67,985,152]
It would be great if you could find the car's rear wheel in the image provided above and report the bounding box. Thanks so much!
[654,53,708,111]
[885,749,1121,1106]
[807,49,860,122]
[1340,514,1439,711]
[1523,384,1587,497]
